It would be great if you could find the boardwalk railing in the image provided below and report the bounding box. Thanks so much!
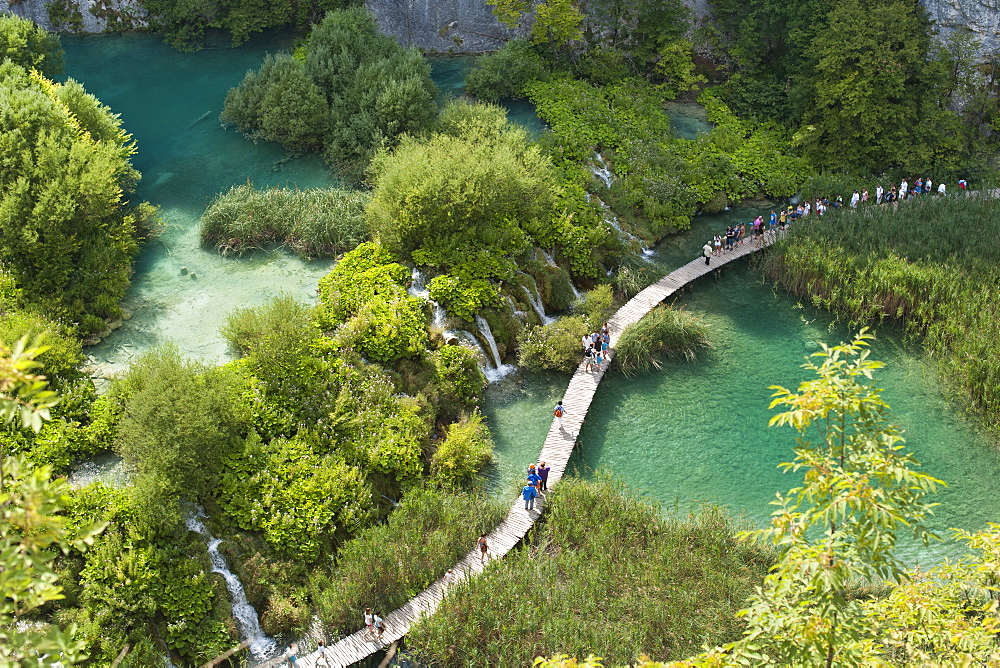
[294,235,771,667]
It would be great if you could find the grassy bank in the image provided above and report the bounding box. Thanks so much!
[406,477,771,665]
[762,194,1000,429]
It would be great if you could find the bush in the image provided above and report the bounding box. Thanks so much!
[430,410,493,485]
[0,310,82,383]
[574,285,615,329]
[310,487,506,635]
[430,345,487,409]
[0,14,64,77]
[466,39,547,103]
[614,305,709,374]
[201,183,369,258]
[518,315,589,372]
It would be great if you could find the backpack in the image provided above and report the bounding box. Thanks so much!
[554,406,564,417]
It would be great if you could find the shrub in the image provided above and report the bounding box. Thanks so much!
[430,345,487,409]
[518,315,589,372]
[0,14,64,77]
[427,275,503,322]
[575,284,615,329]
[614,305,709,374]
[0,310,82,383]
[431,410,493,486]
[465,39,547,102]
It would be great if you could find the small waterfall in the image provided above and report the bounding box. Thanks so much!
[408,267,430,300]
[506,295,528,323]
[591,152,613,189]
[536,252,582,300]
[473,316,515,382]
[521,285,554,325]
[593,196,655,259]
[432,303,448,329]
[186,511,278,661]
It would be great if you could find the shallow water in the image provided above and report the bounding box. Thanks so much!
[61,36,543,374]
[484,210,1000,564]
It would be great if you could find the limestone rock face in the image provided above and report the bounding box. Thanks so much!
[364,0,519,52]
[923,0,1000,54]
[1,0,145,33]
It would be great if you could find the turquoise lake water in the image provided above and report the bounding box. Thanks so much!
[59,34,1000,564]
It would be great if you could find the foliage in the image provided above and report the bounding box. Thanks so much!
[652,40,706,99]
[200,182,369,258]
[430,409,493,485]
[0,62,147,334]
[221,7,437,176]
[531,0,585,62]
[430,345,487,409]
[311,487,506,635]
[465,39,547,103]
[220,432,370,560]
[684,331,942,665]
[221,292,320,359]
[111,347,242,535]
[0,311,83,385]
[407,477,771,665]
[574,284,615,329]
[138,0,357,50]
[0,14,64,77]
[518,315,589,372]
[366,100,558,279]
[614,305,709,374]
[763,195,1000,433]
[0,342,102,667]
[316,241,428,362]
[427,275,503,323]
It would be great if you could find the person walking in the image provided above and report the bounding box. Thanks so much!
[286,643,298,667]
[527,468,542,497]
[938,181,946,196]
[850,190,860,208]
[315,641,332,667]
[583,344,594,372]
[478,532,489,563]
[703,241,712,265]
[537,461,550,491]
[373,612,385,642]
[899,179,908,199]
[925,177,933,196]
[875,184,883,204]
[522,481,538,510]
[364,608,375,639]
[554,401,566,430]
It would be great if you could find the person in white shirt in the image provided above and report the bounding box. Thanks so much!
[875,185,884,204]
[938,181,946,196]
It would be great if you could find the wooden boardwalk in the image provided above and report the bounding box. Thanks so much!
[294,235,771,668]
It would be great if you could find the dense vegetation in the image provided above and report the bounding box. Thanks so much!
[221,7,437,177]
[763,194,1000,433]
[614,305,709,373]
[408,477,773,665]
[0,15,152,337]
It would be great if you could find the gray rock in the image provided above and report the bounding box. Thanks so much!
[364,0,521,52]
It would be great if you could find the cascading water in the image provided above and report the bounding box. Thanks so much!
[473,316,515,382]
[506,295,528,323]
[587,155,655,259]
[407,267,430,300]
[591,152,613,189]
[521,285,554,325]
[538,252,583,301]
[185,510,278,662]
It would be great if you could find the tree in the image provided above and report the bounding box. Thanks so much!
[0,14,64,78]
[0,338,102,667]
[681,330,942,666]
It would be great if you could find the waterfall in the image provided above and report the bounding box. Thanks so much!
[536,252,582,300]
[591,152,613,189]
[473,317,515,382]
[593,196,655,259]
[521,285,554,325]
[408,267,430,299]
[506,295,528,323]
[432,303,447,329]
[186,511,278,661]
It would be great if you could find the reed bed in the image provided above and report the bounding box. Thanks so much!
[763,193,1000,427]
[406,477,771,666]
[200,183,369,258]
[309,487,506,636]
[614,305,710,374]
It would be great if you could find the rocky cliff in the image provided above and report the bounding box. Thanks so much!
[2,0,999,57]
[364,0,518,52]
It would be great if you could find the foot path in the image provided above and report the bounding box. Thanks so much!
[296,235,772,667]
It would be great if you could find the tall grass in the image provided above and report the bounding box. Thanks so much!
[200,183,369,258]
[763,194,1000,428]
[406,477,772,665]
[614,305,710,374]
[309,487,506,636]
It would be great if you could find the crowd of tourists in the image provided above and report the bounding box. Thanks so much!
[703,178,969,265]
[581,324,611,373]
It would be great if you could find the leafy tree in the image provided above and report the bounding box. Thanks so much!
[0,62,145,334]
[684,331,942,666]
[0,14,64,78]
[430,409,493,485]
[0,338,102,667]
[465,39,547,102]
[532,0,585,62]
[429,345,487,409]
[366,100,558,280]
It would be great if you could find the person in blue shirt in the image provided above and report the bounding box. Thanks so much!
[527,470,542,497]
[522,483,538,510]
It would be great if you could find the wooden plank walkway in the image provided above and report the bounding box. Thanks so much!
[295,234,773,668]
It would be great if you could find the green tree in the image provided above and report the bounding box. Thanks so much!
[0,338,102,667]
[0,14,64,78]
[531,0,584,62]
[687,331,942,666]
[430,409,493,485]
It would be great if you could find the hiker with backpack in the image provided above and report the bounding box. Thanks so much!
[554,401,566,430]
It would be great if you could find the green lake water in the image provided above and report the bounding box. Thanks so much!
[59,34,1000,564]
[483,207,1000,564]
